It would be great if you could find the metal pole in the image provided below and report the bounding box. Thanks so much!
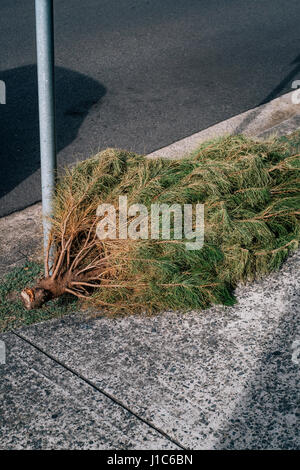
[35,0,56,272]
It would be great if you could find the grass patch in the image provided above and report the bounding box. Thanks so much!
[0,261,78,332]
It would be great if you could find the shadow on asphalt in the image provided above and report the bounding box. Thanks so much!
[259,53,300,106]
[234,53,300,135]
[0,64,106,200]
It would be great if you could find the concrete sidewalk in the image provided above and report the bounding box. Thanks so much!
[1,250,299,449]
[0,92,299,449]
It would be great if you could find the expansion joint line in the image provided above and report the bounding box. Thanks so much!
[13,330,186,450]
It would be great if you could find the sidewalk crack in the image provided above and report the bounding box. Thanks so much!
[12,330,186,450]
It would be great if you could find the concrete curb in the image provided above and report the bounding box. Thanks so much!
[1,90,299,277]
[147,90,300,160]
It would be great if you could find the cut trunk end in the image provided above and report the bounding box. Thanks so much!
[20,287,54,310]
[20,272,94,310]
[20,276,68,310]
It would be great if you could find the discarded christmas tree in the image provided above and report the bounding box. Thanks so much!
[21,133,300,314]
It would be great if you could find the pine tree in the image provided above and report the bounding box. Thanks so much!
[21,133,300,314]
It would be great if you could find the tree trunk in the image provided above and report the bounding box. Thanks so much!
[20,276,67,310]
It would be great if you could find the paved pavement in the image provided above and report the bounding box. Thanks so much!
[0,98,299,449]
[0,333,179,450]
[1,0,300,215]
[1,249,299,449]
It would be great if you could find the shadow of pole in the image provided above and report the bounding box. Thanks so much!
[0,64,106,201]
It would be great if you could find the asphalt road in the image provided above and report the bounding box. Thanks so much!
[1,0,300,216]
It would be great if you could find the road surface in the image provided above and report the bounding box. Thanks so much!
[1,0,300,215]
